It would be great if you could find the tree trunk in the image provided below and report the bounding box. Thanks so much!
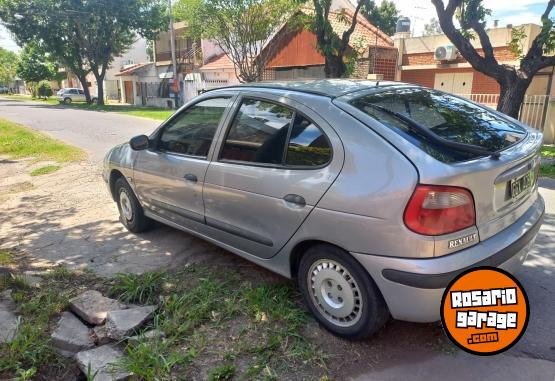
[497,78,531,119]
[92,67,106,106]
[324,56,346,78]
[76,74,91,103]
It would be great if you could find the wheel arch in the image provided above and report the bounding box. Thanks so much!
[109,169,125,201]
[290,240,349,278]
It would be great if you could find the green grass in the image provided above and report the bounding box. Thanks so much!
[29,165,61,177]
[109,271,165,304]
[0,250,13,266]
[2,265,327,380]
[1,95,58,105]
[208,364,236,381]
[60,103,173,121]
[541,145,555,158]
[0,118,84,163]
[2,93,173,121]
[540,163,555,178]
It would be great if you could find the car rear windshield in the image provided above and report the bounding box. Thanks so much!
[350,88,527,163]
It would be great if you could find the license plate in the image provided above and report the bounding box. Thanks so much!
[510,170,535,200]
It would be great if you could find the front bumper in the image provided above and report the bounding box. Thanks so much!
[352,194,545,323]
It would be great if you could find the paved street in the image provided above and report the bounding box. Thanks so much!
[0,98,159,162]
[0,99,554,380]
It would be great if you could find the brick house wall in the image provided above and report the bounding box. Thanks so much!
[402,47,517,66]
[401,68,501,94]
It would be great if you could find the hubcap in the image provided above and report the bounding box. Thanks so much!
[119,191,133,221]
[307,259,363,327]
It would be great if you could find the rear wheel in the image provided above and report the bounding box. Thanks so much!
[298,244,389,340]
[115,178,152,233]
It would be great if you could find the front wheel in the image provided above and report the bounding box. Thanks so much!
[114,178,153,233]
[298,244,389,340]
[63,97,72,104]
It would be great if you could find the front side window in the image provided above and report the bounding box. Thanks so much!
[351,88,527,162]
[158,97,230,157]
[221,99,293,164]
[78,90,85,95]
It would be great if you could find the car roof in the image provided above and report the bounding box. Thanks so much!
[224,79,414,98]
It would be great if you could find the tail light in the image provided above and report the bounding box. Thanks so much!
[404,185,476,236]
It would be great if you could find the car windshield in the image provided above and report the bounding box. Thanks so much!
[350,88,527,163]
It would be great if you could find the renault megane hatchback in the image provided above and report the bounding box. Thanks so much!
[103,80,544,339]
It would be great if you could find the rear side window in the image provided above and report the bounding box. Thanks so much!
[286,115,331,166]
[221,99,293,164]
[220,98,332,167]
[351,88,527,162]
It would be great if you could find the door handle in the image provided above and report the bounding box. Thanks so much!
[184,173,198,182]
[283,194,306,206]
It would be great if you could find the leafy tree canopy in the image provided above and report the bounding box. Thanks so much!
[362,0,399,36]
[0,0,167,104]
[0,47,18,85]
[174,0,300,82]
[16,43,57,84]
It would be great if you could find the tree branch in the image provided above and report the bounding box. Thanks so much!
[431,0,502,80]
[521,0,555,75]
[341,0,365,51]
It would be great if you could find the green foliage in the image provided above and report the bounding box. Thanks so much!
[36,81,53,99]
[423,18,442,36]
[0,0,167,105]
[109,271,165,304]
[0,47,18,85]
[15,43,56,85]
[541,145,555,157]
[540,163,555,178]
[208,364,236,381]
[0,118,84,163]
[30,165,60,177]
[174,0,299,82]
[509,26,527,59]
[361,0,399,36]
[536,16,555,55]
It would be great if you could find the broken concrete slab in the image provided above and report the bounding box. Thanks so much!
[69,290,126,325]
[93,325,113,346]
[0,309,18,343]
[0,289,18,343]
[75,344,131,381]
[106,305,157,340]
[51,312,95,356]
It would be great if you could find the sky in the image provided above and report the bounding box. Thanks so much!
[0,0,550,52]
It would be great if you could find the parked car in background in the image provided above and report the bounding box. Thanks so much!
[0,86,9,94]
[57,88,97,104]
[103,80,544,339]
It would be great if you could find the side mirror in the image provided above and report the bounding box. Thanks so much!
[129,135,150,151]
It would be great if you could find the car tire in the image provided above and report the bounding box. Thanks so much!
[298,244,389,340]
[91,97,97,104]
[114,177,153,233]
[64,97,72,104]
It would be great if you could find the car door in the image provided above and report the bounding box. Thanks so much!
[132,95,235,228]
[77,89,86,102]
[203,93,344,259]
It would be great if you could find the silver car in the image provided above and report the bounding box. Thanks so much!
[57,88,97,104]
[103,80,544,339]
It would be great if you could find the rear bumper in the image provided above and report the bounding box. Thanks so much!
[352,194,544,322]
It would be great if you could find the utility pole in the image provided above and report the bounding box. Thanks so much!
[168,0,179,109]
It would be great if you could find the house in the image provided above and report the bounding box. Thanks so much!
[260,8,396,81]
[115,63,172,107]
[59,38,150,101]
[395,24,554,99]
[394,23,555,139]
